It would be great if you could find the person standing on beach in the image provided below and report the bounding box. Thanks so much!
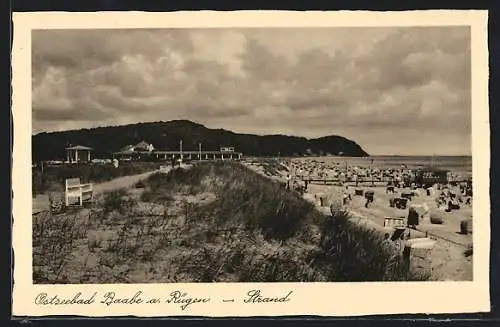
[386,179,394,194]
[421,202,430,222]
[407,205,419,229]
[342,188,349,206]
[364,191,374,208]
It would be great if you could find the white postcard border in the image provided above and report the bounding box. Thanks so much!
[12,10,490,317]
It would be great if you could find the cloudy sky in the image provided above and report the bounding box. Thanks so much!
[32,27,471,155]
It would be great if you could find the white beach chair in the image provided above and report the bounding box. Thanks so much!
[65,178,93,206]
[384,216,406,229]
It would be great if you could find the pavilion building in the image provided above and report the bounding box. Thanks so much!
[65,145,93,163]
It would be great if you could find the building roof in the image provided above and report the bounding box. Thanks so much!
[135,141,152,149]
[66,145,93,150]
[120,145,135,152]
[114,149,135,155]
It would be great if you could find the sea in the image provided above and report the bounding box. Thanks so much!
[290,155,472,174]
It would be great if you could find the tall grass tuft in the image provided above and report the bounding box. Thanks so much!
[33,211,89,283]
[102,188,137,216]
[144,162,317,240]
[316,210,410,281]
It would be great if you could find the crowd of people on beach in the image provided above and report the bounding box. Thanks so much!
[435,183,472,211]
[280,158,472,219]
[283,159,432,188]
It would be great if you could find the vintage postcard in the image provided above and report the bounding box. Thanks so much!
[12,10,490,317]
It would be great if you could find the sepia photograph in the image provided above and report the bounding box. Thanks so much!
[12,10,490,317]
[30,26,474,284]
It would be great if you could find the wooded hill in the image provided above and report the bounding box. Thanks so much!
[32,120,369,161]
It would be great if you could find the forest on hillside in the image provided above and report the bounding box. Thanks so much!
[32,120,369,161]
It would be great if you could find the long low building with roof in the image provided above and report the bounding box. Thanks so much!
[111,140,243,161]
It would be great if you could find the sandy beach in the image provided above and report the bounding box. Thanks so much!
[245,157,473,281]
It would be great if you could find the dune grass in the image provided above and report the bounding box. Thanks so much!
[258,159,290,178]
[32,161,427,283]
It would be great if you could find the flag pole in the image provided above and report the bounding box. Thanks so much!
[180,140,183,161]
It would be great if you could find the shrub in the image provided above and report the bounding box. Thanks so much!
[101,188,137,216]
[135,180,146,189]
[140,189,174,204]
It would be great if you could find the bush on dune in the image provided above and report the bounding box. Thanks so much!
[101,188,137,216]
[213,178,318,240]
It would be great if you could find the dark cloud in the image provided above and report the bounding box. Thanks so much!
[32,27,471,155]
[33,98,115,122]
